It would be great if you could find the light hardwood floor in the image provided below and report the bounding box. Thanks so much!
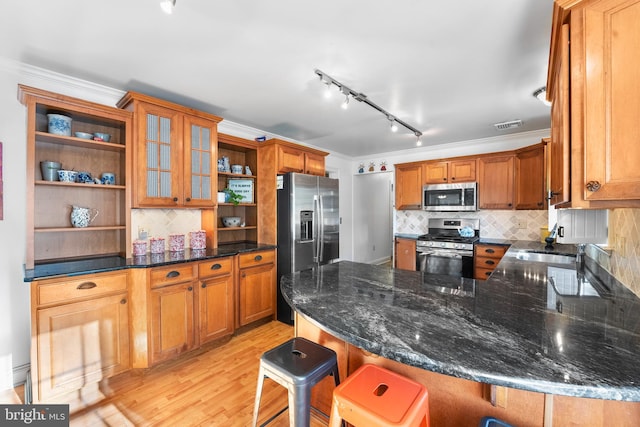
[18,321,329,426]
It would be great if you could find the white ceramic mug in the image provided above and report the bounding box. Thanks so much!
[101,172,115,185]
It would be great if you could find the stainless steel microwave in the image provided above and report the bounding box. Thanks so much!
[422,182,477,211]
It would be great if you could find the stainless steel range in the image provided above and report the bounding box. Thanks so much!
[417,218,480,278]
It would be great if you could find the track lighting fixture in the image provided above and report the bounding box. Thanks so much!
[533,86,551,106]
[416,134,422,146]
[160,0,176,14]
[341,87,350,109]
[314,69,423,140]
[388,116,398,132]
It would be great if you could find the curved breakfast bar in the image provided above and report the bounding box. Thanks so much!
[280,242,640,425]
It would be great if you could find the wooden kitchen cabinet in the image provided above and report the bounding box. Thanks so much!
[395,238,417,271]
[19,85,132,269]
[31,271,130,406]
[478,155,515,209]
[515,141,547,210]
[256,139,329,245]
[395,162,423,210]
[424,159,476,184]
[547,0,640,208]
[149,263,197,365]
[474,244,508,280]
[273,140,327,176]
[198,257,235,344]
[117,91,222,208]
[238,249,276,327]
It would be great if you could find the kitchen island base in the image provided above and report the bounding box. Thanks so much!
[295,314,640,427]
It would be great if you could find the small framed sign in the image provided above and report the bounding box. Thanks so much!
[227,178,254,204]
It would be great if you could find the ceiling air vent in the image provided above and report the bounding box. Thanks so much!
[493,120,523,131]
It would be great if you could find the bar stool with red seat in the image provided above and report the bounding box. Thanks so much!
[329,364,430,427]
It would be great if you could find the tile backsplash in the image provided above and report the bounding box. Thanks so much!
[131,209,202,251]
[601,208,640,296]
[395,210,549,241]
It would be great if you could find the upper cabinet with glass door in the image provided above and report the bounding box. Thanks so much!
[117,92,222,208]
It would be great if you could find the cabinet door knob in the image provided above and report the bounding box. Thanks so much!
[186,197,191,202]
[173,197,179,202]
[120,298,127,304]
[254,255,263,262]
[188,286,193,291]
[211,263,222,270]
[451,177,456,180]
[77,281,97,290]
[586,181,601,192]
[201,283,206,288]
[443,178,447,181]
[166,270,180,278]
[241,272,246,278]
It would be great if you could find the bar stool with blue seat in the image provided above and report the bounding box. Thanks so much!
[252,337,340,427]
[329,364,430,427]
[479,416,514,427]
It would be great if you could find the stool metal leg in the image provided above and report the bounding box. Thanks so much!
[291,383,311,427]
[252,365,266,427]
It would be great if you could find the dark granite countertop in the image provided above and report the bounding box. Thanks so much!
[24,242,277,281]
[280,242,640,401]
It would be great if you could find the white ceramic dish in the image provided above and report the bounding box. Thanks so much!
[222,216,241,227]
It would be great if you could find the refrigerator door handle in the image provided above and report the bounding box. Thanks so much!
[318,194,325,263]
[313,195,320,263]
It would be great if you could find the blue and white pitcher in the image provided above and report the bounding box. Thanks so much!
[70,205,99,228]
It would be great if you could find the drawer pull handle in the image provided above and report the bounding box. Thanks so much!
[254,255,263,262]
[166,271,180,278]
[486,249,495,254]
[485,260,495,265]
[484,271,492,277]
[120,298,127,305]
[77,282,97,290]
[211,263,222,270]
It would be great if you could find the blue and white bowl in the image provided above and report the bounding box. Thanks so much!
[47,114,72,136]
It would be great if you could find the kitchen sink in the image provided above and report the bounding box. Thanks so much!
[505,251,576,264]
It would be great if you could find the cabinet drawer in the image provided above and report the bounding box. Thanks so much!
[198,257,233,278]
[37,271,128,306]
[474,256,500,269]
[150,264,196,289]
[475,244,508,258]
[474,267,495,280]
[239,250,275,268]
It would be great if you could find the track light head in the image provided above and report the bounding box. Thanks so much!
[160,0,176,14]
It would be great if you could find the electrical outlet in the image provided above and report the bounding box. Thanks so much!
[517,220,527,229]
[138,227,148,240]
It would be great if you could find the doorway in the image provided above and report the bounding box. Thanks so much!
[352,172,393,264]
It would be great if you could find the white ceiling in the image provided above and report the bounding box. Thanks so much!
[1,0,553,157]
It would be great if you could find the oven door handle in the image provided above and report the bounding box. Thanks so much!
[418,250,466,259]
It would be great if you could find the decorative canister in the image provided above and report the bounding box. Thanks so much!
[47,114,72,136]
[133,240,147,256]
[150,237,165,254]
[190,230,206,250]
[169,234,185,252]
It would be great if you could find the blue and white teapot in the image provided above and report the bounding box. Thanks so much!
[458,226,475,238]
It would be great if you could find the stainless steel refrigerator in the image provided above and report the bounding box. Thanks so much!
[277,173,340,324]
